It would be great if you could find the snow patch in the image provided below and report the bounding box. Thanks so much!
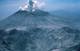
[5,26,27,31]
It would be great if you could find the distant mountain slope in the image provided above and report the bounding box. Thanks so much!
[50,9,80,29]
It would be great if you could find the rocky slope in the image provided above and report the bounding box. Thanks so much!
[0,10,80,51]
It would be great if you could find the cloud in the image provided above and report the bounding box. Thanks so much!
[19,0,46,11]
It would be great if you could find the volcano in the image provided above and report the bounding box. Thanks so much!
[0,9,80,51]
[0,3,80,51]
[0,9,67,30]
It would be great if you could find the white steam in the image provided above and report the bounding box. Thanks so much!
[33,0,45,9]
[19,4,28,11]
[19,0,46,11]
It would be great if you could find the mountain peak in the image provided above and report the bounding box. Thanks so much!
[12,9,49,17]
[0,9,51,29]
